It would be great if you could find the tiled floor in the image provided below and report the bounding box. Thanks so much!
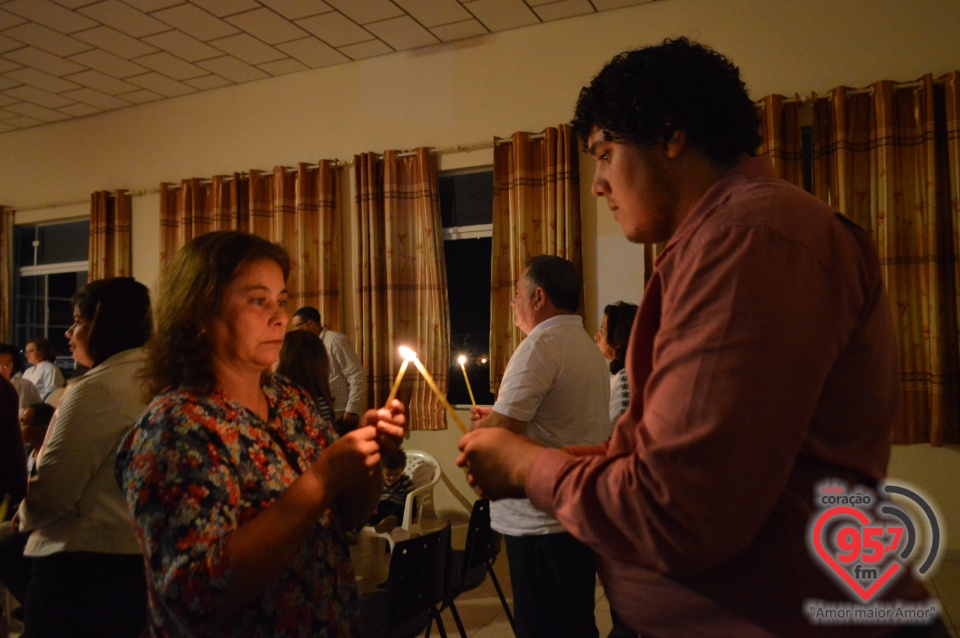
[351,518,960,638]
[4,533,957,637]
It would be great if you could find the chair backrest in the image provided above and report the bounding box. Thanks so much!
[462,499,503,578]
[402,450,441,527]
[384,524,450,628]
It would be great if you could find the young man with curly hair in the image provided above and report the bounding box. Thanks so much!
[458,38,941,637]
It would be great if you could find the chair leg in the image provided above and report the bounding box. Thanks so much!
[486,563,515,631]
[433,610,447,638]
[449,600,468,638]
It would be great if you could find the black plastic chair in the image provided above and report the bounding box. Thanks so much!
[360,524,449,638]
[441,499,515,637]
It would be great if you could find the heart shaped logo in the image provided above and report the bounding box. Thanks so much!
[811,506,903,602]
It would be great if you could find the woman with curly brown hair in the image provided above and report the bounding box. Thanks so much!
[118,230,405,637]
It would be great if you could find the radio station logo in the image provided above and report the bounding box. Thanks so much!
[805,480,943,626]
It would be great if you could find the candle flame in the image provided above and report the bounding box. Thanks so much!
[398,346,417,360]
[457,354,467,365]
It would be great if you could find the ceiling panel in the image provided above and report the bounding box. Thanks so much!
[67,48,148,77]
[73,25,159,58]
[365,16,437,52]
[0,0,658,133]
[295,11,372,48]
[142,29,221,61]
[3,22,91,56]
[3,0,99,33]
[77,1,170,38]
[393,0,472,28]
[225,7,309,45]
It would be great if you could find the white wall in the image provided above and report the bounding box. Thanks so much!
[2,0,958,550]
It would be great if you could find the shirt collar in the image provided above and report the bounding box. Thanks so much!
[656,155,777,266]
[529,313,584,337]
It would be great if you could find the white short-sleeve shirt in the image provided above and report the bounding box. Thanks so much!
[490,314,611,536]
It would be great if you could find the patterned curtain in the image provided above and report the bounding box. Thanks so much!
[89,190,131,280]
[811,73,960,446]
[490,125,581,391]
[249,163,341,329]
[353,148,450,430]
[757,94,805,187]
[0,206,13,341]
[159,174,249,266]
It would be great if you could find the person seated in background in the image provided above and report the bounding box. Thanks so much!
[20,402,54,477]
[0,376,26,515]
[0,344,40,412]
[595,301,638,424]
[368,449,413,534]
[0,376,27,633]
[17,277,152,638]
[117,230,405,637]
[276,329,337,429]
[0,402,52,623]
[22,339,64,402]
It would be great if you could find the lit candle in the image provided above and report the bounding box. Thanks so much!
[385,347,415,406]
[457,354,477,408]
[407,353,469,434]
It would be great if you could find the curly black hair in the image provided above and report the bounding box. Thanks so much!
[571,37,761,166]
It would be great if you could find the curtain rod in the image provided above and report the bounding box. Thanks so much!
[337,132,546,166]
[756,77,943,107]
[13,187,161,214]
[13,132,546,211]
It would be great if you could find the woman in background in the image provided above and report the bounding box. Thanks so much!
[118,230,404,637]
[277,329,337,430]
[22,338,64,402]
[595,301,639,425]
[17,277,151,637]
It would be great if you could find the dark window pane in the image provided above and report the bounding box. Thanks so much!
[440,171,493,228]
[38,221,89,264]
[444,237,495,405]
[14,226,36,269]
[801,125,813,193]
[13,271,87,362]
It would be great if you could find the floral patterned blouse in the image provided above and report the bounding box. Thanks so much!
[116,373,359,637]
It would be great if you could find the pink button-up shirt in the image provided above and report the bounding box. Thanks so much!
[527,157,929,637]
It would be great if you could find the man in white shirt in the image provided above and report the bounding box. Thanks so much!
[290,306,367,433]
[0,344,41,411]
[470,255,611,638]
[23,338,65,402]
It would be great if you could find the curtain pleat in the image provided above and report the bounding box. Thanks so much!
[353,149,450,430]
[490,125,581,391]
[812,74,960,445]
[163,165,342,331]
[758,94,805,187]
[0,206,13,341]
[89,190,131,280]
[248,163,342,329]
[159,174,249,266]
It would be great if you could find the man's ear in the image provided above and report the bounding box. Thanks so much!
[663,128,686,160]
